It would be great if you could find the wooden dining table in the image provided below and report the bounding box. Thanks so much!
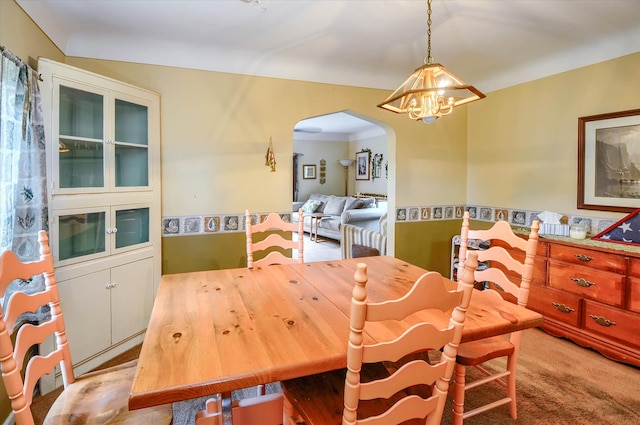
[129,256,544,411]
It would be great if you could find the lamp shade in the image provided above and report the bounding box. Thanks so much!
[339,159,355,167]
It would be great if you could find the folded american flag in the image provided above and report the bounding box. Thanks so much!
[593,209,640,245]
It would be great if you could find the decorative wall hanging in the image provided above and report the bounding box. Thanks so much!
[319,159,326,184]
[303,164,316,179]
[371,153,384,180]
[355,150,370,181]
[265,136,276,172]
[578,109,640,212]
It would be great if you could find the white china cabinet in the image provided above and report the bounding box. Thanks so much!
[38,59,161,383]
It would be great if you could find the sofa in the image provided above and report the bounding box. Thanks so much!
[292,193,386,242]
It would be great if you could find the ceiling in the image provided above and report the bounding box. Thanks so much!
[18,0,640,135]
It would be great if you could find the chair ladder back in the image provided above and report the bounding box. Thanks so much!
[459,212,539,307]
[246,209,304,269]
[0,231,75,424]
[342,253,478,425]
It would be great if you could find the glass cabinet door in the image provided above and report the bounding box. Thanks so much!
[114,98,149,187]
[57,85,105,189]
[114,206,150,250]
[56,209,107,263]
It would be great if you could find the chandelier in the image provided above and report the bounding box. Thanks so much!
[378,0,485,123]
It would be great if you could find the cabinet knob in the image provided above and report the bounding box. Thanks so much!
[571,277,595,287]
[552,302,575,313]
[106,283,112,289]
[574,254,594,262]
[588,314,616,327]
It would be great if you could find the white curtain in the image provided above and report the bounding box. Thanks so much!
[0,48,48,261]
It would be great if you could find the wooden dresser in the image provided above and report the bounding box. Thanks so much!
[526,236,640,367]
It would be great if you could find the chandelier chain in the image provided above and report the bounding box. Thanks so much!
[426,0,433,64]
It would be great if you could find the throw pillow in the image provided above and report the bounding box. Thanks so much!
[351,244,380,258]
[345,198,365,210]
[301,199,322,214]
[324,196,347,216]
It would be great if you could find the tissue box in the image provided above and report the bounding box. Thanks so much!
[539,223,570,236]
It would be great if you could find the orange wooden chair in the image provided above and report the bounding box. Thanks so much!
[195,391,284,425]
[451,211,539,424]
[245,209,304,269]
[279,253,478,425]
[0,230,172,425]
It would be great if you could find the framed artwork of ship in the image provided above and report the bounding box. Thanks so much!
[578,108,640,213]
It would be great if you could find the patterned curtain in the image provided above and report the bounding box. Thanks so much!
[0,48,48,261]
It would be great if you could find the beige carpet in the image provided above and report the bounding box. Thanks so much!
[440,328,640,425]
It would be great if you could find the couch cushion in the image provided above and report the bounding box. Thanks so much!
[352,244,380,258]
[324,196,347,216]
[309,193,330,213]
[344,196,365,211]
[301,199,322,214]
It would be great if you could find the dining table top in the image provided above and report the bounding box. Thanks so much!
[129,256,544,410]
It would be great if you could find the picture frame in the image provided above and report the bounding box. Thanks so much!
[578,109,640,213]
[302,164,316,179]
[355,150,370,180]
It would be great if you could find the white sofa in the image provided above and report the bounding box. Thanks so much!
[292,193,386,241]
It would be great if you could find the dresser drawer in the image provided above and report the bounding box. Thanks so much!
[528,285,581,328]
[549,244,626,273]
[628,276,640,314]
[628,258,640,278]
[548,260,624,307]
[584,300,640,348]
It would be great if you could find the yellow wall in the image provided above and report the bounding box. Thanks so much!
[467,52,640,219]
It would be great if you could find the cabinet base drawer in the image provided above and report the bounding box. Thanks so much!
[548,260,624,307]
[584,300,640,349]
[528,285,581,328]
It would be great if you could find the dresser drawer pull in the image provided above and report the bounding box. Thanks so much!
[571,277,595,287]
[574,254,594,262]
[588,314,616,327]
[552,302,575,313]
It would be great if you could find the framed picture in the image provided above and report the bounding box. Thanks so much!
[355,150,370,180]
[578,109,640,212]
[302,164,316,179]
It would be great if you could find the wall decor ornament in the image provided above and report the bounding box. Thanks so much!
[372,153,384,180]
[319,159,326,184]
[578,109,640,213]
[356,150,371,180]
[303,164,317,179]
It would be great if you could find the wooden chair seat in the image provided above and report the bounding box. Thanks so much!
[455,336,515,366]
[44,360,171,425]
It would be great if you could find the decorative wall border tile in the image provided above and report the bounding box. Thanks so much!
[161,206,615,238]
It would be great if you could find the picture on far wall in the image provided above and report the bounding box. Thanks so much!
[578,108,640,213]
[303,164,316,179]
[355,150,370,180]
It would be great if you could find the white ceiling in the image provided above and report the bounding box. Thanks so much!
[18,0,640,135]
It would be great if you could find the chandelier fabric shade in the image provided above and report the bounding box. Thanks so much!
[378,0,485,123]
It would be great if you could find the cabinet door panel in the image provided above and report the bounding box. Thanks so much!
[110,258,154,344]
[628,276,640,314]
[58,270,111,364]
[548,260,624,307]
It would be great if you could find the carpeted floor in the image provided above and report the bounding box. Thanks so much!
[30,328,640,425]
